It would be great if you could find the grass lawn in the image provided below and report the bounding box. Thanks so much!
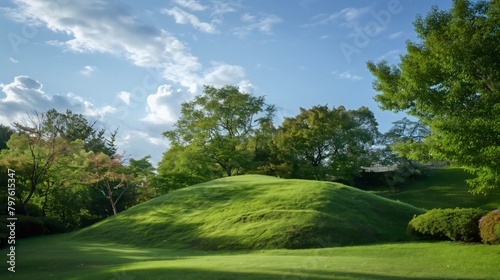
[373,167,500,210]
[1,234,499,280]
[1,171,499,279]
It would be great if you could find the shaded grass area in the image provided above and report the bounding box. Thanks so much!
[72,175,424,249]
[1,235,499,280]
[373,167,500,210]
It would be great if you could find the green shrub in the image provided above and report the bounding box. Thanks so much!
[39,217,66,234]
[408,208,487,242]
[479,210,500,244]
[496,222,500,240]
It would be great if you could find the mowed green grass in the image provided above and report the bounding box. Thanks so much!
[1,172,499,279]
[72,175,424,249]
[1,234,499,280]
[374,167,500,210]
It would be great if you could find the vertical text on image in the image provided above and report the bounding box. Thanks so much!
[7,168,17,273]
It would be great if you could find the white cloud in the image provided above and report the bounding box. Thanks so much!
[238,82,254,94]
[141,85,184,125]
[211,0,240,16]
[241,13,255,22]
[332,71,362,81]
[203,64,246,87]
[233,13,282,38]
[304,7,371,27]
[65,93,116,118]
[8,0,254,96]
[80,65,97,76]
[173,0,206,11]
[388,31,403,39]
[162,7,218,34]
[340,7,371,22]
[118,91,131,106]
[0,76,115,125]
[1,76,45,104]
[10,0,203,93]
[378,49,401,61]
[10,57,19,63]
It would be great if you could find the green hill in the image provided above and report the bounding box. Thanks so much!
[73,175,424,250]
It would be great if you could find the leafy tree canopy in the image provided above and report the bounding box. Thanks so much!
[273,105,379,182]
[367,0,500,194]
[162,85,275,177]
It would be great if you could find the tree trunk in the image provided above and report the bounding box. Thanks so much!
[109,197,118,216]
[107,188,118,215]
[22,182,37,216]
[41,181,53,217]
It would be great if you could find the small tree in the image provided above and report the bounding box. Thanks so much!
[128,155,157,202]
[79,152,130,216]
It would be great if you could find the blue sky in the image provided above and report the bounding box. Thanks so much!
[0,0,453,166]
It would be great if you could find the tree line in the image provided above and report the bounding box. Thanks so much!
[157,85,423,191]
[0,109,157,231]
[0,93,419,231]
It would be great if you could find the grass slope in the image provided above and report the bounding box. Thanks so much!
[375,167,500,210]
[73,175,424,250]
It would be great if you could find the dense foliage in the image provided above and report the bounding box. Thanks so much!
[0,109,158,231]
[158,87,384,185]
[408,208,487,242]
[479,209,500,244]
[273,105,379,182]
[162,85,275,178]
[367,0,500,194]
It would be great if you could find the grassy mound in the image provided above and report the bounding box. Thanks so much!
[73,175,424,250]
[376,167,500,210]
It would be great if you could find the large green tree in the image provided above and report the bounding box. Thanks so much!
[273,105,379,182]
[162,85,275,177]
[367,0,500,194]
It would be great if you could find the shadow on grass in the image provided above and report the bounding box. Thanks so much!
[98,267,480,280]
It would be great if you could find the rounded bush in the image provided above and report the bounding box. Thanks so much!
[479,209,500,244]
[408,208,487,242]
